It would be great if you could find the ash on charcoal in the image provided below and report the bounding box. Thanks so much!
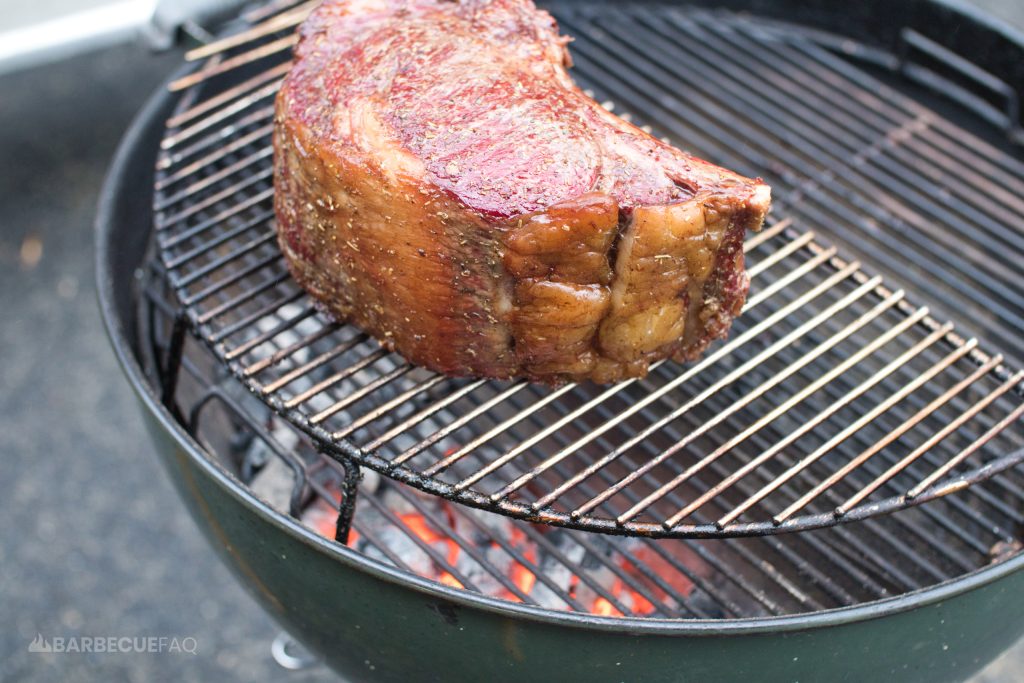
[572,562,620,612]
[244,421,303,513]
[253,303,315,368]
[529,534,586,610]
[377,482,445,517]
[580,541,618,570]
[386,420,461,465]
[448,507,516,544]
[270,421,301,453]
[359,526,437,577]
[249,308,412,420]
[452,547,510,597]
[347,484,458,579]
[306,353,421,423]
[249,451,299,514]
[360,468,381,496]
[452,503,521,541]
[297,451,723,618]
[302,499,340,539]
[684,587,728,619]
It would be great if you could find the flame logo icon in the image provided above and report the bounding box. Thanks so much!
[28,634,52,653]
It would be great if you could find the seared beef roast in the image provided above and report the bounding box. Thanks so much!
[274,0,771,383]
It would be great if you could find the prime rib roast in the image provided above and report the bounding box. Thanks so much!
[273,0,771,383]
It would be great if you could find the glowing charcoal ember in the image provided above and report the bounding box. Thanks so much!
[289,469,712,617]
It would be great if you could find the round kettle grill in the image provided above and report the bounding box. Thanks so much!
[98,1,1024,681]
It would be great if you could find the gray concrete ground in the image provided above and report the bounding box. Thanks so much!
[0,42,337,683]
[1,2,1022,682]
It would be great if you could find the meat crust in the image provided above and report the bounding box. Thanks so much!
[274,0,771,383]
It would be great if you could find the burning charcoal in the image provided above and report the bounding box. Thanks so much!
[378,487,418,516]
[456,505,521,540]
[254,303,314,367]
[359,468,381,496]
[302,444,727,620]
[543,532,587,578]
[453,551,506,597]
[378,483,446,517]
[573,563,620,614]
[529,539,585,610]
[248,444,298,513]
[528,583,574,611]
[269,420,300,453]
[362,526,436,577]
[482,542,519,577]
[580,543,617,570]
[302,498,341,540]
[431,539,461,571]
[450,512,495,547]
[683,588,728,620]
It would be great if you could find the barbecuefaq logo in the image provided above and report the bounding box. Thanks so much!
[28,635,52,653]
[28,633,197,655]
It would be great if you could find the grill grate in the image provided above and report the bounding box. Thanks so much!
[141,254,1024,619]
[153,0,1024,539]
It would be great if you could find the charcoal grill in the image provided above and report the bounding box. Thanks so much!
[98,1,1024,681]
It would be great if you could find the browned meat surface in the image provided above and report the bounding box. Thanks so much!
[273,0,771,383]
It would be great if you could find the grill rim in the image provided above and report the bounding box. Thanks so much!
[96,65,1024,633]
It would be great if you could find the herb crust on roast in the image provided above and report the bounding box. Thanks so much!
[274,0,771,383]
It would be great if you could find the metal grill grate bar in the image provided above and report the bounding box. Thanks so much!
[626,305,938,527]
[165,63,290,131]
[567,6,1024,350]
[694,353,1003,527]
[475,392,796,613]
[862,376,1024,509]
[711,328,968,528]
[185,1,318,62]
[170,36,298,92]
[521,284,907,512]
[784,356,1004,519]
[156,124,275,189]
